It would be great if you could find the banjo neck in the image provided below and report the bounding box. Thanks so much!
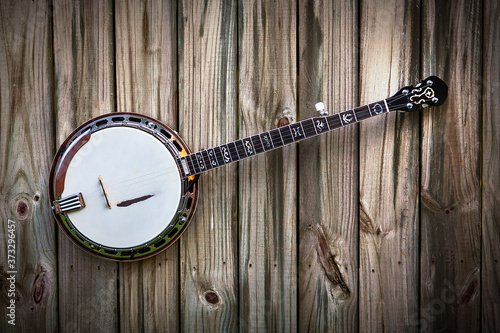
[176,76,448,179]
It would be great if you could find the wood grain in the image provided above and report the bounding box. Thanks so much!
[0,1,495,331]
[421,0,482,331]
[298,0,358,331]
[238,0,297,331]
[358,0,420,331]
[52,1,118,331]
[482,1,500,331]
[0,1,57,331]
[179,0,238,331]
[114,1,179,331]
[115,0,177,121]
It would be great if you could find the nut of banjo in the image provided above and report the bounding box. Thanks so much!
[53,193,85,214]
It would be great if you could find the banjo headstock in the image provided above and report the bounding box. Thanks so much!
[388,76,448,112]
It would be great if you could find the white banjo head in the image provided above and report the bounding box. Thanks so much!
[49,113,198,261]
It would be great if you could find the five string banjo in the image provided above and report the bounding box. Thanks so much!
[49,76,448,261]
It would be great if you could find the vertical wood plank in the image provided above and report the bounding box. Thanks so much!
[238,1,297,331]
[482,0,500,331]
[298,1,358,331]
[114,1,179,331]
[358,0,420,331]
[421,0,482,331]
[0,1,57,331]
[53,1,117,331]
[179,0,238,331]
[115,0,177,121]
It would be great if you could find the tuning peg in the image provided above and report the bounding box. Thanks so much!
[315,102,328,116]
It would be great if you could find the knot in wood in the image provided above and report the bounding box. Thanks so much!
[276,108,294,127]
[15,198,30,221]
[204,291,220,305]
[32,267,48,305]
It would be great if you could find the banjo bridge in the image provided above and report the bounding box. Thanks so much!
[52,192,86,214]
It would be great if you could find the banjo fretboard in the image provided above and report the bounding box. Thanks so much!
[176,99,391,178]
[176,75,449,178]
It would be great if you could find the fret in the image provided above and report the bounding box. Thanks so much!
[195,152,206,172]
[207,149,218,168]
[220,144,232,163]
[260,132,273,150]
[242,138,255,156]
[289,122,305,141]
[201,150,212,170]
[279,126,294,145]
[227,142,239,161]
[185,156,195,175]
[368,101,386,116]
[313,117,328,133]
[269,129,283,148]
[327,114,342,130]
[339,110,356,126]
[301,118,317,138]
[189,154,201,174]
[368,103,373,117]
[190,155,199,173]
[235,140,248,158]
[354,105,371,121]
[213,146,225,166]
[325,117,332,130]
[195,154,203,174]
[188,155,197,174]
[251,135,264,154]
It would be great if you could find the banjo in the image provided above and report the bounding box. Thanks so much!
[50,76,448,261]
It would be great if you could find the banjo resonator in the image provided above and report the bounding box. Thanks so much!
[50,114,198,260]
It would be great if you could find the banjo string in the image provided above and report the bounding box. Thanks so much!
[79,166,181,199]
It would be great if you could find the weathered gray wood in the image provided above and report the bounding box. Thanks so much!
[421,0,482,331]
[358,0,420,331]
[1,1,495,331]
[238,1,298,331]
[298,0,358,331]
[115,0,178,121]
[0,1,57,331]
[52,1,118,332]
[482,1,500,331]
[179,0,239,331]
[119,251,179,333]
[114,1,179,331]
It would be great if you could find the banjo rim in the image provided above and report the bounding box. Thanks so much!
[49,112,199,261]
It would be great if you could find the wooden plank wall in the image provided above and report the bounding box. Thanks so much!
[298,0,358,331]
[53,1,117,331]
[179,1,238,331]
[0,0,498,332]
[421,1,483,331]
[0,1,57,332]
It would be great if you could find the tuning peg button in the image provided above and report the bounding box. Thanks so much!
[315,102,328,116]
